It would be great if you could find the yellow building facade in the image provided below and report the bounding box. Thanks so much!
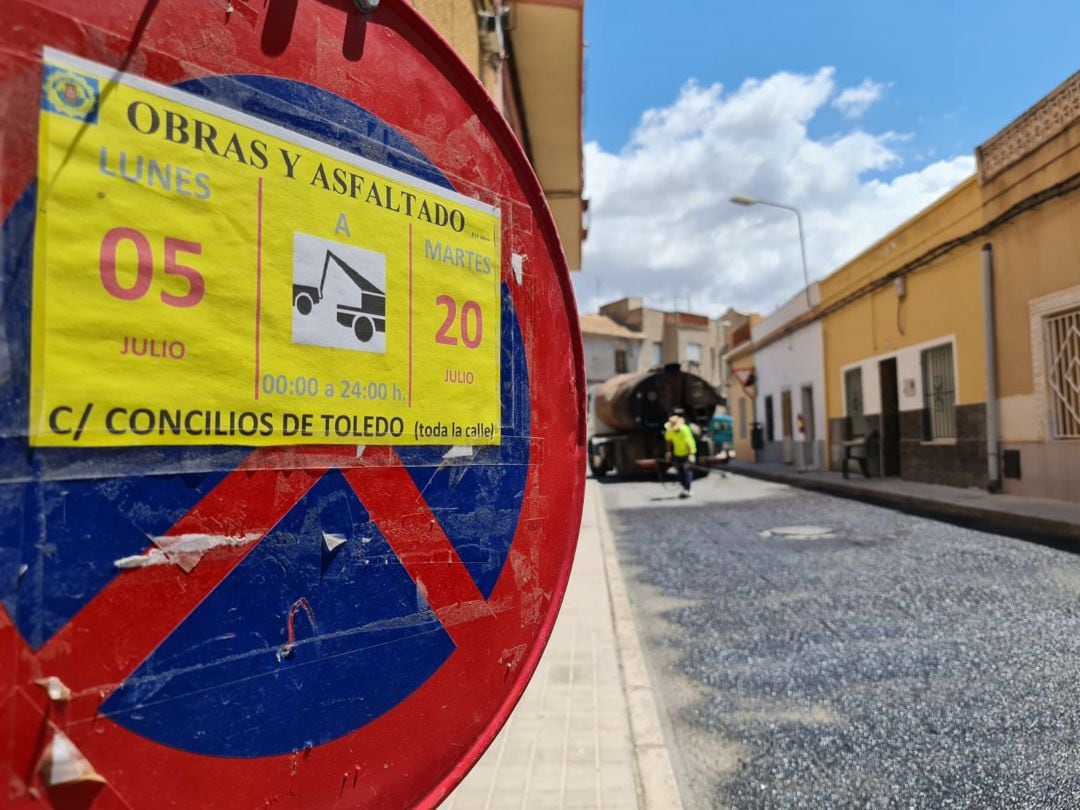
[820,179,990,486]
[813,69,1080,501]
[976,72,1080,501]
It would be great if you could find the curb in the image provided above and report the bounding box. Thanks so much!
[590,479,685,810]
[730,464,1080,545]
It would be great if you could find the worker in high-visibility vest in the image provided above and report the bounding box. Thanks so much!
[664,409,697,499]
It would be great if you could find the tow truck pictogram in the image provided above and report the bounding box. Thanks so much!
[292,249,386,343]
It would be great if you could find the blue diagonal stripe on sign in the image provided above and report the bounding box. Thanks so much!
[0,187,246,649]
[397,284,530,599]
[100,470,455,756]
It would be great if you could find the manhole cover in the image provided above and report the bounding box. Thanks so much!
[758,526,834,539]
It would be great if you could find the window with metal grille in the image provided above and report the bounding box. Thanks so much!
[844,367,865,438]
[1045,307,1080,439]
[614,348,628,374]
[921,343,956,440]
[764,395,775,442]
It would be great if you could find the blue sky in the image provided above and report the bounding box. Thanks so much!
[575,0,1080,315]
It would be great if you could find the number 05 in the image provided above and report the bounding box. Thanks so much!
[99,227,204,308]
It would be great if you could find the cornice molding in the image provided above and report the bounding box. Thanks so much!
[977,71,1080,183]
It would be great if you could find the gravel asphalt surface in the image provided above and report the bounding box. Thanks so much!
[599,472,1080,809]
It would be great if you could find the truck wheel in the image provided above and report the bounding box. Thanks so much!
[587,440,608,478]
[354,316,375,342]
[614,451,638,479]
[295,293,314,315]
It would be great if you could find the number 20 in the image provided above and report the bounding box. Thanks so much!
[435,295,483,349]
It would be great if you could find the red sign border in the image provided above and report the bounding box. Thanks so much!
[0,1,586,807]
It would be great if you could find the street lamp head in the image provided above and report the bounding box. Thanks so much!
[728,194,813,308]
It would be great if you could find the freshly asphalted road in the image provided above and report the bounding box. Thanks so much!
[599,471,1080,809]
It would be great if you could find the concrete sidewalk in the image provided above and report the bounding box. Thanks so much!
[730,460,1080,543]
[442,479,682,810]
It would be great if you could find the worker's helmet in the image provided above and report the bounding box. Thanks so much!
[664,411,686,431]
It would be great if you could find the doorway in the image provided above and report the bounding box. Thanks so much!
[878,358,901,476]
[800,384,816,468]
[780,389,793,464]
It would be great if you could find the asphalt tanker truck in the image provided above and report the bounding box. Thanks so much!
[588,364,728,478]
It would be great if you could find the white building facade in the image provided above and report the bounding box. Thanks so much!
[751,285,826,469]
[579,314,646,435]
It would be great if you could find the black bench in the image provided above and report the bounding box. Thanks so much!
[841,430,878,479]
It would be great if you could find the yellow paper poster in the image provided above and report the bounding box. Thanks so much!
[30,49,502,447]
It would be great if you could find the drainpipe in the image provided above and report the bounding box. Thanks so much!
[982,244,1001,492]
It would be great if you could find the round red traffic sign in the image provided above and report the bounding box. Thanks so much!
[0,1,585,807]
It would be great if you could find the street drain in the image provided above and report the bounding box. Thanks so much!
[758,525,834,539]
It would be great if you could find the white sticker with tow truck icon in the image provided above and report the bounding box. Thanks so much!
[291,232,387,354]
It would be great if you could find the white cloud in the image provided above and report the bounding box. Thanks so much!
[832,78,886,119]
[575,69,974,317]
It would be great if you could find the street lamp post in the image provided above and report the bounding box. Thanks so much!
[730,195,812,308]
